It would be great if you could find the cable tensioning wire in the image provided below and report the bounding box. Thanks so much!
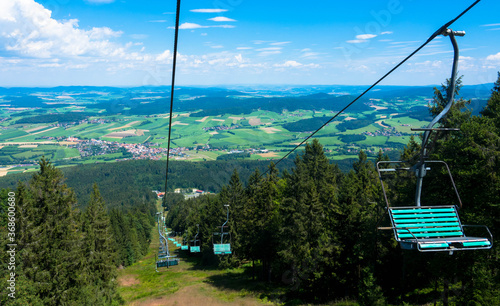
[163,0,181,199]
[260,0,481,177]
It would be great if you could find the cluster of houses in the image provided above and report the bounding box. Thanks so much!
[153,188,208,200]
[203,124,240,132]
[364,126,404,137]
[72,138,188,160]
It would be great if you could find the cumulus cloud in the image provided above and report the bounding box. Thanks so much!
[190,9,228,13]
[156,50,172,61]
[282,60,302,67]
[486,52,500,61]
[0,0,124,58]
[208,17,236,22]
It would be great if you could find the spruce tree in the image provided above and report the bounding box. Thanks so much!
[81,183,121,304]
[278,139,341,299]
[20,157,83,304]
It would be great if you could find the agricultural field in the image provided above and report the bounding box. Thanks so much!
[0,85,489,175]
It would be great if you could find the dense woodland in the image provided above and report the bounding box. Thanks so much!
[0,159,156,305]
[0,74,498,305]
[166,75,500,305]
[0,159,296,206]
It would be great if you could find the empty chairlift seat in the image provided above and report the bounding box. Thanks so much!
[213,243,231,255]
[388,205,492,252]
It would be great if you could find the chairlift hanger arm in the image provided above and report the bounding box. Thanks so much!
[415,28,463,207]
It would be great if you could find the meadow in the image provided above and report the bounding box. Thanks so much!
[0,85,462,175]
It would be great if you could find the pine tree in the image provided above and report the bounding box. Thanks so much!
[429,75,471,128]
[81,183,121,304]
[481,71,500,128]
[20,157,83,304]
[278,139,341,299]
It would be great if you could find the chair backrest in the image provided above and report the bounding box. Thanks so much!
[389,206,464,241]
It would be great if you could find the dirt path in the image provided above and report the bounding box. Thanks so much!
[130,283,263,306]
[117,212,270,306]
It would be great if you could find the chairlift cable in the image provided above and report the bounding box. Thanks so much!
[261,0,481,177]
[163,0,182,199]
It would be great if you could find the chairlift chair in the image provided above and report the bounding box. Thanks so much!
[376,28,493,254]
[213,205,232,255]
[156,213,179,268]
[190,224,201,253]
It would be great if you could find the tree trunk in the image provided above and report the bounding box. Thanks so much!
[443,278,449,306]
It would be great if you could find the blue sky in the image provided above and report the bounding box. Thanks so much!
[0,0,499,87]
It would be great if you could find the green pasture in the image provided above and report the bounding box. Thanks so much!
[0,129,29,141]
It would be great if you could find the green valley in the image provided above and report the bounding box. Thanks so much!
[0,85,489,175]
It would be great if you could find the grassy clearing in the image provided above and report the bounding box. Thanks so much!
[117,205,280,305]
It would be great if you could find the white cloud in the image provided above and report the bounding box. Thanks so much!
[174,22,235,29]
[0,0,124,58]
[486,52,500,61]
[481,23,500,27]
[156,50,172,61]
[149,20,167,23]
[237,47,252,50]
[347,34,377,44]
[346,39,366,44]
[177,23,205,29]
[381,31,393,35]
[256,47,282,51]
[258,51,281,56]
[211,45,224,49]
[270,41,291,46]
[208,17,236,22]
[356,34,377,40]
[274,60,320,69]
[190,9,228,13]
[283,60,302,67]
